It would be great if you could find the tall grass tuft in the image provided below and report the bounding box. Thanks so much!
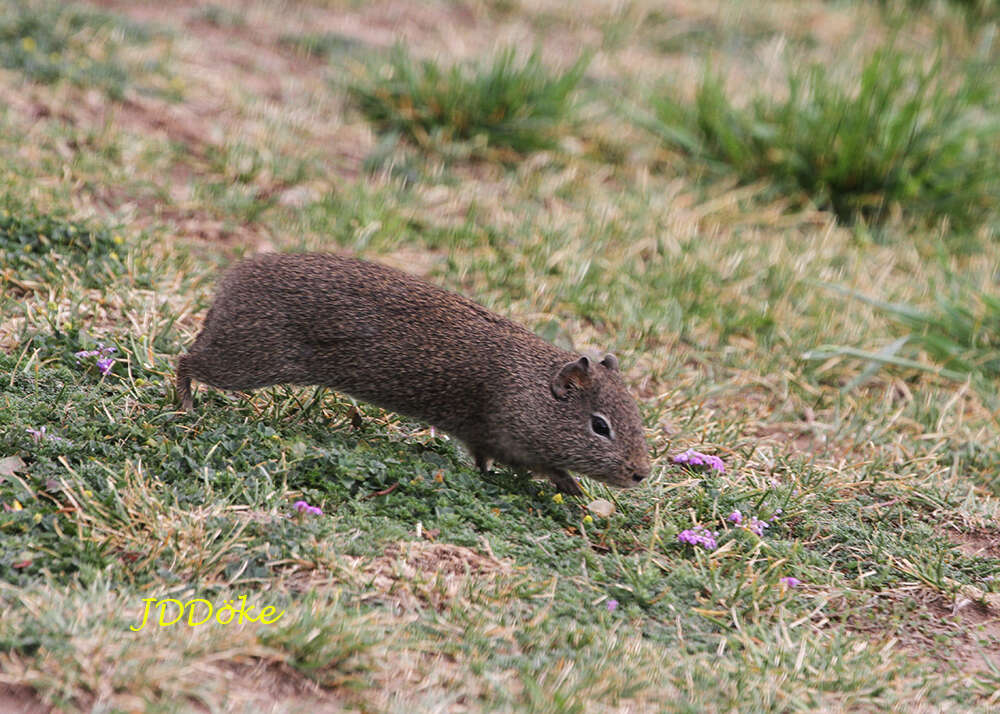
[279,31,363,60]
[804,278,1000,398]
[349,45,588,154]
[882,0,1000,20]
[649,48,1000,230]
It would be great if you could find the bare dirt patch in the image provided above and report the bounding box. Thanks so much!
[931,596,1000,676]
[377,248,448,278]
[0,0,370,248]
[839,531,1000,680]
[212,661,349,714]
[90,0,368,161]
[276,539,517,613]
[949,530,1000,561]
[0,685,50,714]
[751,416,830,456]
[845,586,1000,681]
[362,541,515,612]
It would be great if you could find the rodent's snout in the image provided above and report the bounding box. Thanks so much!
[626,460,652,486]
[616,464,650,488]
[603,461,651,489]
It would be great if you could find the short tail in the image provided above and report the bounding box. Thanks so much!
[175,355,194,411]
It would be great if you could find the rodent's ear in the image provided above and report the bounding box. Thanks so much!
[551,356,591,400]
[600,353,619,372]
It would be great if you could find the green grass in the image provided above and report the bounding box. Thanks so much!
[5,315,997,708]
[190,3,246,29]
[1,0,1000,711]
[279,31,364,60]
[349,45,588,155]
[648,47,1000,230]
[803,273,1000,403]
[882,0,1000,20]
[0,203,124,292]
[0,0,174,100]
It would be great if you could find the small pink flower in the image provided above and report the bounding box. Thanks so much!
[779,576,801,588]
[96,357,114,375]
[26,427,67,445]
[728,509,775,537]
[606,599,618,612]
[672,449,725,473]
[293,500,323,516]
[747,517,769,537]
[76,343,116,375]
[678,526,718,551]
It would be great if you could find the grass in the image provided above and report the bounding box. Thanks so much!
[0,0,999,711]
[190,3,246,29]
[647,46,1000,230]
[885,0,1000,20]
[803,273,1000,404]
[0,0,175,100]
[349,45,588,155]
[0,203,123,292]
[279,31,364,60]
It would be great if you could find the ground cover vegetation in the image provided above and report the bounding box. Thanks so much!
[349,44,589,156]
[0,0,999,711]
[648,48,999,229]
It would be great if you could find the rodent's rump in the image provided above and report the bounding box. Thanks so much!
[177,252,651,494]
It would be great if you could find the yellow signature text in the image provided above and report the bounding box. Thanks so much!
[130,595,285,631]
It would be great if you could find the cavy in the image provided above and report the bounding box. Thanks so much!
[177,253,650,495]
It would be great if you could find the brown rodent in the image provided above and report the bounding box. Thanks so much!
[176,252,651,495]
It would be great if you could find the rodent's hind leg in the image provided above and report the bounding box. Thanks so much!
[548,469,583,497]
[473,451,494,475]
[176,355,194,411]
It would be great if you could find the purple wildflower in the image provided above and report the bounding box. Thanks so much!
[768,508,783,523]
[76,343,116,375]
[293,500,322,516]
[779,576,801,588]
[746,517,769,537]
[26,427,67,445]
[606,599,618,612]
[677,526,718,551]
[671,449,725,473]
[727,508,777,537]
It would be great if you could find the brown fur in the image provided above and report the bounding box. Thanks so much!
[176,253,651,494]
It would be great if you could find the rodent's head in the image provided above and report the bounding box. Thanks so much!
[547,353,651,489]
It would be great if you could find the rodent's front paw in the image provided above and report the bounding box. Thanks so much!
[548,470,583,497]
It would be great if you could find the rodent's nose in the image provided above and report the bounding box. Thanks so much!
[629,461,651,484]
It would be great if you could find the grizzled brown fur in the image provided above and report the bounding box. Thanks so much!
[176,253,651,494]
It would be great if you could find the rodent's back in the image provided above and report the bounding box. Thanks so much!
[184,252,574,442]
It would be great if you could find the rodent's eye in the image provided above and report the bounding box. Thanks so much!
[590,414,612,439]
